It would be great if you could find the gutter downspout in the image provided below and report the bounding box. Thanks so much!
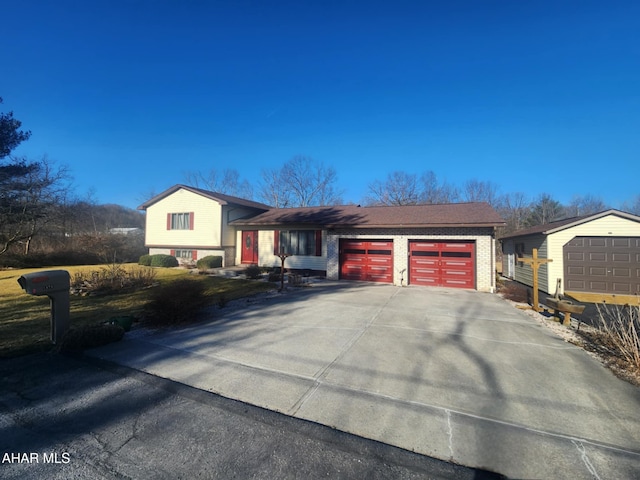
[491,227,496,293]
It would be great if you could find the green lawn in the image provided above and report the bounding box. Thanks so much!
[0,264,274,358]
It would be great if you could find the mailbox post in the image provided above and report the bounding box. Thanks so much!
[17,270,71,344]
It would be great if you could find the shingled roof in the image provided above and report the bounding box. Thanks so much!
[231,202,504,228]
[138,184,271,211]
[500,209,640,239]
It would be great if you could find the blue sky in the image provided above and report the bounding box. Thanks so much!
[3,1,639,210]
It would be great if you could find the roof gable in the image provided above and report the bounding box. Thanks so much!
[500,209,640,239]
[231,202,504,228]
[138,184,271,211]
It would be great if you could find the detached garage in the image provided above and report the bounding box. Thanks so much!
[232,202,504,292]
[501,209,640,302]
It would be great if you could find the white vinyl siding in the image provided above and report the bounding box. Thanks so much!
[221,205,262,247]
[547,214,640,294]
[145,188,222,248]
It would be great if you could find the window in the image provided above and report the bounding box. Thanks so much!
[275,230,322,256]
[515,243,525,256]
[167,212,193,230]
[174,250,194,259]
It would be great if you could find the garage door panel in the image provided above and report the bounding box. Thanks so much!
[441,259,472,268]
[612,253,631,262]
[342,254,367,263]
[612,283,631,293]
[612,267,630,276]
[567,252,584,261]
[368,256,392,264]
[612,238,631,247]
[588,267,607,276]
[413,268,439,276]
[589,281,608,291]
[369,241,393,249]
[340,240,393,283]
[342,264,366,278]
[413,242,439,248]
[413,257,438,266]
[566,279,585,290]
[441,267,473,278]
[410,241,475,289]
[411,276,439,286]
[564,236,640,294]
[442,278,474,288]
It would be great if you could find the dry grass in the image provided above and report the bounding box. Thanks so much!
[0,264,274,358]
[497,279,529,303]
[575,303,640,385]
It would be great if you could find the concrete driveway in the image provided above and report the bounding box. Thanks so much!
[89,281,640,479]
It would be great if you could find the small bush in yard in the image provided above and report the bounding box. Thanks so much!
[144,279,208,326]
[139,254,152,266]
[58,324,125,353]
[71,264,157,296]
[245,264,262,279]
[268,272,281,283]
[197,255,223,270]
[150,254,179,267]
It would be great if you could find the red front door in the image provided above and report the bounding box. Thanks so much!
[241,231,259,264]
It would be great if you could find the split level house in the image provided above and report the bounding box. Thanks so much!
[501,209,640,301]
[139,184,506,292]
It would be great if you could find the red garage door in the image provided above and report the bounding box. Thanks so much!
[340,240,393,283]
[410,241,475,289]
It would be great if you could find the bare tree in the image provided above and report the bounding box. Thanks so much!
[281,156,342,207]
[525,193,564,227]
[258,156,342,208]
[565,194,608,217]
[460,179,500,206]
[621,195,640,215]
[257,167,292,208]
[184,167,253,199]
[419,171,459,204]
[365,171,419,206]
[496,192,530,234]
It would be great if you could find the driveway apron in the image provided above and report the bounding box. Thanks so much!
[88,282,640,479]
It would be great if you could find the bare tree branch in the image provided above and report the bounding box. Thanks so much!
[365,171,419,206]
[184,167,254,199]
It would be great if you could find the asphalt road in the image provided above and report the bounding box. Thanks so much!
[0,352,503,480]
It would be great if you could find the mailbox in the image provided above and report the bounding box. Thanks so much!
[17,270,71,344]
